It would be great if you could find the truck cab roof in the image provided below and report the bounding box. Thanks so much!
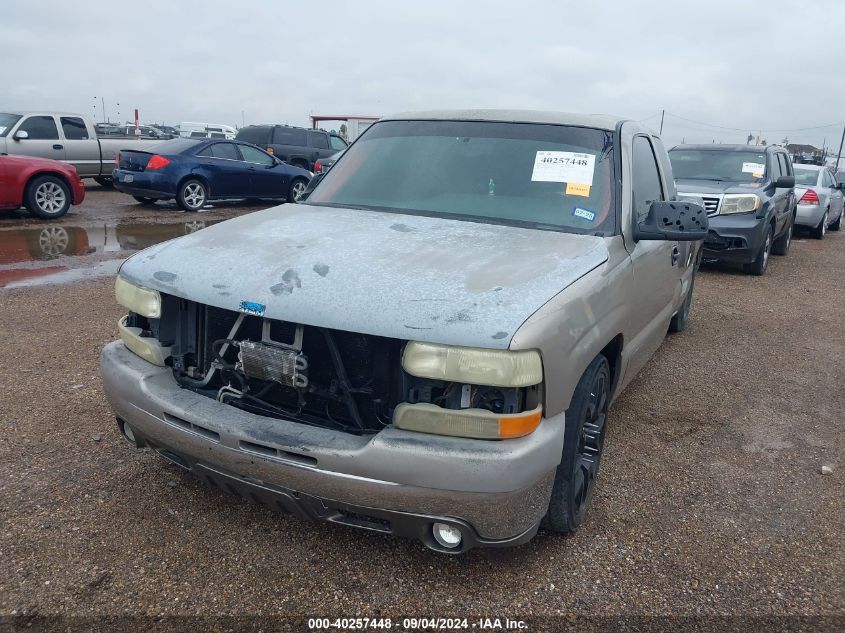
[381,109,633,132]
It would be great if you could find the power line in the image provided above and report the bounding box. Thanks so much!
[636,112,662,123]
[663,112,844,133]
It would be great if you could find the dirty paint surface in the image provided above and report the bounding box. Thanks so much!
[119,204,609,348]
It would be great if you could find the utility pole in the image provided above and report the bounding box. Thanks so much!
[836,124,845,171]
[659,109,665,135]
[102,97,107,123]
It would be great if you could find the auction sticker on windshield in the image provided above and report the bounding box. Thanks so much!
[566,182,591,197]
[741,162,766,177]
[532,151,595,185]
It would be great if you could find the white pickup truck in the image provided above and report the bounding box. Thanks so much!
[0,111,159,185]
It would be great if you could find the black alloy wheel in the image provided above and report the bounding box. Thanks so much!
[543,354,611,533]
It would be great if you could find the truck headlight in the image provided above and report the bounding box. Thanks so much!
[115,276,161,318]
[402,342,543,387]
[720,194,760,215]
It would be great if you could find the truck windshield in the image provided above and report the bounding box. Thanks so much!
[669,149,768,183]
[307,120,617,235]
[0,113,22,137]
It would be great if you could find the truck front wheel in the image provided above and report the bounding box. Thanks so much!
[543,354,610,534]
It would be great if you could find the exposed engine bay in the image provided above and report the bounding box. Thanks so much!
[128,297,531,435]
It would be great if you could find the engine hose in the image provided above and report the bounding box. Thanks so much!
[211,338,240,367]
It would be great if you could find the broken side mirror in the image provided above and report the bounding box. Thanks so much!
[635,200,708,241]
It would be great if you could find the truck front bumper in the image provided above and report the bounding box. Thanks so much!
[701,214,768,265]
[100,341,562,552]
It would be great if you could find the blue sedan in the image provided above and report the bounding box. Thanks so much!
[112,138,312,211]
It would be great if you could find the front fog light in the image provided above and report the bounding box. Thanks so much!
[115,275,161,318]
[432,522,462,549]
[402,342,542,387]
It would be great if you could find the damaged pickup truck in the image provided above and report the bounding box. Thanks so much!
[101,110,707,553]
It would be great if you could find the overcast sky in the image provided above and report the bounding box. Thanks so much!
[3,0,844,151]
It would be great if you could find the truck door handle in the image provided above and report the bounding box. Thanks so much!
[53,144,63,150]
[671,246,680,266]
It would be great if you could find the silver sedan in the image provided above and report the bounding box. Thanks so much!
[793,164,845,238]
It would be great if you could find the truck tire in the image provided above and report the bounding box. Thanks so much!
[830,209,843,231]
[543,354,610,534]
[743,225,773,276]
[177,179,207,212]
[24,175,72,219]
[771,216,793,256]
[94,177,113,188]
[669,268,697,333]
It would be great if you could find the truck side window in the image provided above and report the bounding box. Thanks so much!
[310,132,329,149]
[60,117,88,140]
[330,135,348,151]
[238,128,269,145]
[18,116,59,140]
[273,127,307,146]
[777,153,791,177]
[770,154,783,180]
[632,136,664,223]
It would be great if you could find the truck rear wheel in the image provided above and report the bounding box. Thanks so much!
[25,175,72,219]
[543,354,610,534]
[94,177,113,188]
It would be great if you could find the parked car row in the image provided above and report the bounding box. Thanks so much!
[669,143,844,275]
[1,111,159,186]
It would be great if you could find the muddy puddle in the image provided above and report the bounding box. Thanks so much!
[0,219,220,288]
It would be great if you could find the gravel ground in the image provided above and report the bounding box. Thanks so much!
[0,189,843,630]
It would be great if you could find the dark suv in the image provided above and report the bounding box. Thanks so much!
[668,144,796,275]
[235,125,347,171]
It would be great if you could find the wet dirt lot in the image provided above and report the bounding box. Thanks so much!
[0,185,843,629]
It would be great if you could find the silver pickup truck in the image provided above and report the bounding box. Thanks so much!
[100,110,708,553]
[0,111,158,184]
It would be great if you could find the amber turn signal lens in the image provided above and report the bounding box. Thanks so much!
[498,407,543,439]
[393,403,543,440]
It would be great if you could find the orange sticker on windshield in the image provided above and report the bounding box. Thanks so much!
[566,182,591,197]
